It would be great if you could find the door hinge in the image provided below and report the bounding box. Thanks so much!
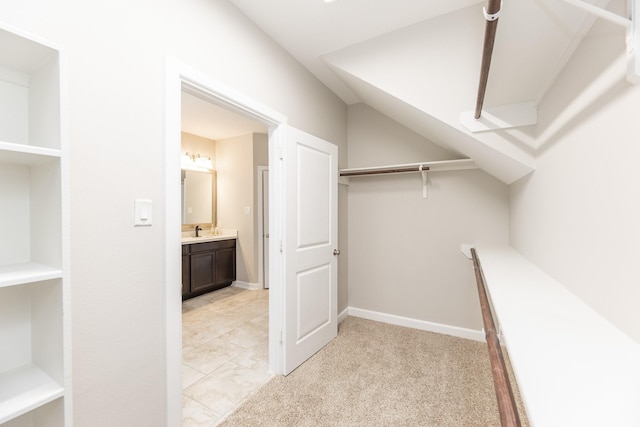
[279,329,283,344]
[279,240,283,253]
[278,143,284,160]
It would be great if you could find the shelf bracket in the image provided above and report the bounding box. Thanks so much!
[562,0,639,84]
[420,165,428,199]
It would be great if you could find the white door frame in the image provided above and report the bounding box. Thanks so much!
[257,165,269,289]
[165,57,287,426]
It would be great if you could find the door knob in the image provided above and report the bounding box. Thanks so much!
[333,249,341,256]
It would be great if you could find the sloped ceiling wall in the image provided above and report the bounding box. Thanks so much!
[229,0,621,183]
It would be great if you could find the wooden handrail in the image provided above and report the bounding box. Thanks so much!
[474,0,502,119]
[471,248,522,427]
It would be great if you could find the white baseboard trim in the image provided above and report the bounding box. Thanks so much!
[338,307,349,324]
[346,307,485,342]
[231,281,263,291]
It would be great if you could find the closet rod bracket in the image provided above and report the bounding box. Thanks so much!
[420,164,428,199]
[483,0,503,21]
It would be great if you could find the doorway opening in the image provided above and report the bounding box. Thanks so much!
[180,89,272,422]
[165,58,287,426]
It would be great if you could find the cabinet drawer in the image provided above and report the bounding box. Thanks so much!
[189,239,236,253]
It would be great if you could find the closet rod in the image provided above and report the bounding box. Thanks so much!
[471,248,522,427]
[340,166,430,177]
[475,0,502,119]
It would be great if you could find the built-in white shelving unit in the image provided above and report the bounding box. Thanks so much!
[0,23,68,427]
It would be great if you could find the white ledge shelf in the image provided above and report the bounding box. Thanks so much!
[475,244,640,427]
[0,364,64,424]
[0,141,61,165]
[0,262,63,288]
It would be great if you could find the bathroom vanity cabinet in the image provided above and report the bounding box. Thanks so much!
[182,239,236,300]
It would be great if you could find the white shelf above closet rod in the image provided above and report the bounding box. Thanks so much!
[339,159,477,199]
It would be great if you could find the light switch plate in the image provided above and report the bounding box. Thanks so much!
[135,199,153,226]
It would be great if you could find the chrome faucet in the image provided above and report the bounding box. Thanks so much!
[195,225,202,237]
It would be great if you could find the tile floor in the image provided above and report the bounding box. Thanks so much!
[182,286,272,426]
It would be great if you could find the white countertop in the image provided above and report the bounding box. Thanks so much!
[181,229,237,245]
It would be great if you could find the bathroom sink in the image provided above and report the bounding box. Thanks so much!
[196,234,224,240]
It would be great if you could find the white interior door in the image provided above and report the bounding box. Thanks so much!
[283,127,338,375]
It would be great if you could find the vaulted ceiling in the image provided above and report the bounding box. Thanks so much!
[227,0,626,183]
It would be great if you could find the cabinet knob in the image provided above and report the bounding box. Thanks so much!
[333,249,341,256]
[265,234,270,238]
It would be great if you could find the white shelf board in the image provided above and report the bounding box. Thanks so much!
[460,102,537,133]
[339,158,477,175]
[0,263,62,288]
[0,364,64,424]
[0,141,60,165]
[476,245,640,427]
[0,26,58,74]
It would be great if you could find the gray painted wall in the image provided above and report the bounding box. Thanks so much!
[346,104,510,331]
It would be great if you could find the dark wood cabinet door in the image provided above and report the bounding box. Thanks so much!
[190,251,216,293]
[215,248,236,286]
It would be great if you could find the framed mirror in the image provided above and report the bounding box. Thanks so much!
[181,169,216,226]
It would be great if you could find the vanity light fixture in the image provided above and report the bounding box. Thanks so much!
[182,152,213,171]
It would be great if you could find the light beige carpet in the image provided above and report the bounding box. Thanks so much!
[219,316,528,427]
